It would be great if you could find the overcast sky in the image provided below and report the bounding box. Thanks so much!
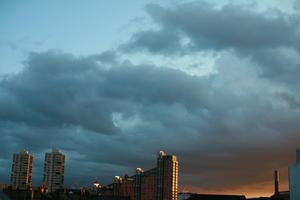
[1,0,300,198]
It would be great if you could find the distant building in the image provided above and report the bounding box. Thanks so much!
[157,151,179,200]
[43,149,65,192]
[289,148,300,200]
[0,183,8,191]
[137,168,157,200]
[10,150,33,190]
[101,150,179,200]
[178,193,246,200]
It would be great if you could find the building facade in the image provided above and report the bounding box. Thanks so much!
[43,149,65,192]
[10,150,33,190]
[289,148,300,200]
[157,151,179,200]
[139,168,157,200]
[101,151,178,200]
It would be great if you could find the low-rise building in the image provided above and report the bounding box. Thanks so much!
[179,193,246,200]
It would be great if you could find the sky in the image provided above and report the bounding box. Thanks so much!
[0,0,300,198]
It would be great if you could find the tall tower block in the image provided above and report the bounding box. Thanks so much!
[157,151,179,200]
[11,150,33,190]
[43,149,65,192]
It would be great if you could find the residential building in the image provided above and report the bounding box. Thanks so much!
[10,150,33,190]
[157,151,179,200]
[43,149,65,192]
[101,151,179,200]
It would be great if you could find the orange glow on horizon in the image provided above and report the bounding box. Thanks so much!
[182,180,289,198]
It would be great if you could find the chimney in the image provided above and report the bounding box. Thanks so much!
[297,148,300,164]
[274,170,279,196]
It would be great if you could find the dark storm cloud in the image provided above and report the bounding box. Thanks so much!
[1,49,300,193]
[1,1,300,196]
[0,50,212,136]
[0,52,119,134]
[0,50,211,185]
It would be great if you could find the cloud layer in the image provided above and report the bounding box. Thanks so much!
[1,0,300,197]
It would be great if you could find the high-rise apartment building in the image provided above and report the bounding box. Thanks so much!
[43,149,65,192]
[101,151,179,200]
[289,148,300,200]
[157,151,178,200]
[10,150,33,190]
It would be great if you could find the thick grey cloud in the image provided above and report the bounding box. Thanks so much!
[1,52,118,134]
[145,2,299,50]
[124,2,300,52]
[1,1,300,197]
[0,49,299,196]
[0,50,210,185]
[120,30,183,55]
[124,1,300,88]
[295,0,300,11]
